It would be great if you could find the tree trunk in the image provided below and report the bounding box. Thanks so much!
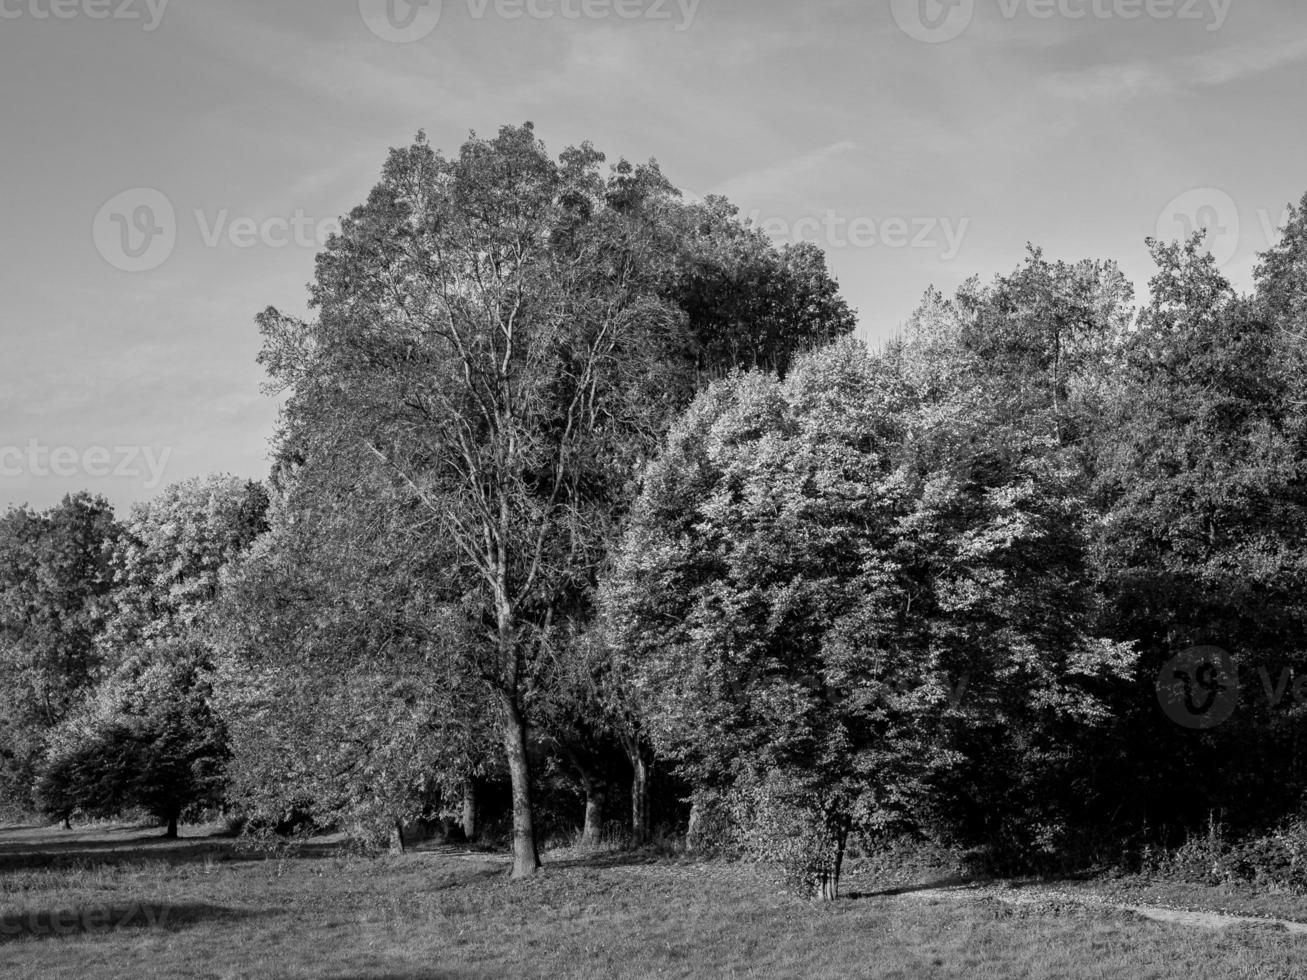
[817,832,847,902]
[389,820,405,855]
[559,744,605,848]
[582,784,604,847]
[165,815,178,839]
[628,744,651,847]
[462,779,478,843]
[501,692,541,878]
[685,798,701,853]
[818,869,840,901]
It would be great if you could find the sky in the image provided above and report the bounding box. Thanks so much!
[2,0,1306,514]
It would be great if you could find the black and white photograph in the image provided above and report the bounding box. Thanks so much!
[4,1,1307,976]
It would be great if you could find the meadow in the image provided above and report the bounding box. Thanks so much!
[2,823,1306,979]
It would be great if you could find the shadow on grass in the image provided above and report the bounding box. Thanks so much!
[846,875,975,900]
[0,829,351,874]
[417,867,507,892]
[0,901,262,944]
[541,848,698,873]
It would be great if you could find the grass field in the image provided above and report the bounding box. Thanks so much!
[3,823,1307,979]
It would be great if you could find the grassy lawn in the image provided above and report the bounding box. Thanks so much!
[3,824,1307,979]
[1058,873,1307,925]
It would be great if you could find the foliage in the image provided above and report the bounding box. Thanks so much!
[253,123,854,873]
[35,642,229,834]
[1141,815,1307,894]
[100,475,268,654]
[605,337,1135,892]
[0,493,119,816]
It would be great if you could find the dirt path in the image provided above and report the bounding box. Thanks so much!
[902,881,1307,934]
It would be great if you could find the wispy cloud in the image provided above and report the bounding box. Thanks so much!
[716,141,861,204]
[1042,35,1307,101]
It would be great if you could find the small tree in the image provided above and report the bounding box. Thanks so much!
[36,643,229,837]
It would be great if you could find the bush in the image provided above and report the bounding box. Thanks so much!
[727,772,848,900]
[685,788,736,856]
[1140,816,1307,893]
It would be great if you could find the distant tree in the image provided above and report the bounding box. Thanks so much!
[36,641,229,837]
[0,493,119,816]
[1254,191,1307,329]
[213,467,498,850]
[895,246,1134,451]
[659,194,856,378]
[23,477,265,831]
[100,475,269,655]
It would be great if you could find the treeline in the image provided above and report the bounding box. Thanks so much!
[5,123,1307,900]
[0,478,267,836]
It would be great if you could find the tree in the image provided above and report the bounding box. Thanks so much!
[1254,191,1307,329]
[255,124,856,875]
[213,466,498,849]
[604,338,1135,896]
[1088,234,1307,834]
[890,251,1141,861]
[100,476,269,655]
[0,493,119,816]
[895,247,1134,453]
[36,641,229,837]
[21,477,267,832]
[659,194,856,378]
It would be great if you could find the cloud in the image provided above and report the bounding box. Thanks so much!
[1042,34,1307,101]
[716,141,861,204]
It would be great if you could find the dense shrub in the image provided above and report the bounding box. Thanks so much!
[1141,816,1307,892]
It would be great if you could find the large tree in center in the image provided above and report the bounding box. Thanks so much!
[256,123,854,877]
